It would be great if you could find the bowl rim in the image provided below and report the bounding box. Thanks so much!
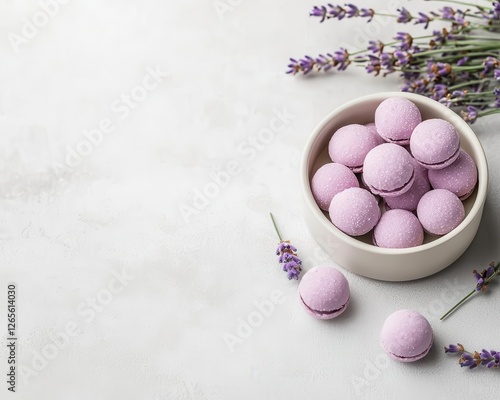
[300,91,488,255]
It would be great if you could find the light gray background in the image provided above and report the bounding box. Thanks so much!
[1,1,499,399]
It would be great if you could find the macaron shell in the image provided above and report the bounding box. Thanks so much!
[374,97,422,144]
[311,163,359,211]
[417,189,465,235]
[385,160,431,211]
[329,187,380,236]
[363,143,415,197]
[373,209,424,248]
[381,310,433,362]
[329,124,379,173]
[410,118,460,170]
[428,149,478,200]
[298,266,350,320]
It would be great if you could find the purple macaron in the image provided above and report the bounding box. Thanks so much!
[329,124,380,173]
[410,118,460,170]
[329,187,380,236]
[373,209,424,248]
[381,310,433,362]
[311,163,359,211]
[428,149,478,200]
[417,189,465,235]
[385,160,431,212]
[374,97,422,145]
[298,266,350,319]
[363,143,415,197]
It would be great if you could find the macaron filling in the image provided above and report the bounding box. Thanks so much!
[350,164,363,174]
[416,145,460,169]
[459,186,475,200]
[367,170,415,197]
[300,295,350,317]
[385,340,433,362]
[381,136,410,146]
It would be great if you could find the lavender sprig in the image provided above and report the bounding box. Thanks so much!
[445,343,500,369]
[270,213,302,280]
[290,2,500,122]
[440,261,500,320]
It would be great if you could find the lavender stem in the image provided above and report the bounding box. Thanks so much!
[269,212,283,241]
[440,289,476,320]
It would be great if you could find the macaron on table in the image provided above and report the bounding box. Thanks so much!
[380,310,433,362]
[301,92,488,281]
[298,266,350,319]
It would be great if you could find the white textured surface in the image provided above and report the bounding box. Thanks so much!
[0,1,499,399]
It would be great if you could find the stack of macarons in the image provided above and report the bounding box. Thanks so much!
[311,96,478,248]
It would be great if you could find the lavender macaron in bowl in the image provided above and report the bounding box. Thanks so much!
[300,92,488,281]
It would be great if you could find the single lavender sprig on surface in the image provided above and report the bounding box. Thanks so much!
[445,343,500,369]
[270,213,302,280]
[440,261,500,320]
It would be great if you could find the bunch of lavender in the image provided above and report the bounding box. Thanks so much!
[445,343,500,369]
[441,261,500,320]
[270,213,302,280]
[287,1,500,123]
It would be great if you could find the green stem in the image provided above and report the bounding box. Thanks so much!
[454,90,498,97]
[449,78,492,90]
[411,44,499,58]
[440,289,477,321]
[458,35,500,41]
[428,52,499,63]
[269,213,282,242]
[478,108,500,117]
[453,100,495,105]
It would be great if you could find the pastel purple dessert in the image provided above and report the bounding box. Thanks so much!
[329,187,380,236]
[428,149,478,200]
[385,160,431,211]
[374,97,422,145]
[311,163,359,211]
[363,143,415,197]
[381,309,433,362]
[365,123,386,146]
[373,209,424,248]
[410,118,460,170]
[329,124,380,173]
[298,266,350,319]
[417,189,465,235]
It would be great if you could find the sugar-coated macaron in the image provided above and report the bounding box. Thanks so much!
[417,189,465,235]
[385,160,431,212]
[363,143,415,197]
[381,310,433,362]
[329,124,380,173]
[329,187,380,236]
[373,209,424,248]
[311,163,359,211]
[374,97,422,145]
[298,266,350,319]
[410,118,460,170]
[365,123,386,146]
[428,149,478,200]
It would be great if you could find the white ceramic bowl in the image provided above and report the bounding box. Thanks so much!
[301,92,488,281]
